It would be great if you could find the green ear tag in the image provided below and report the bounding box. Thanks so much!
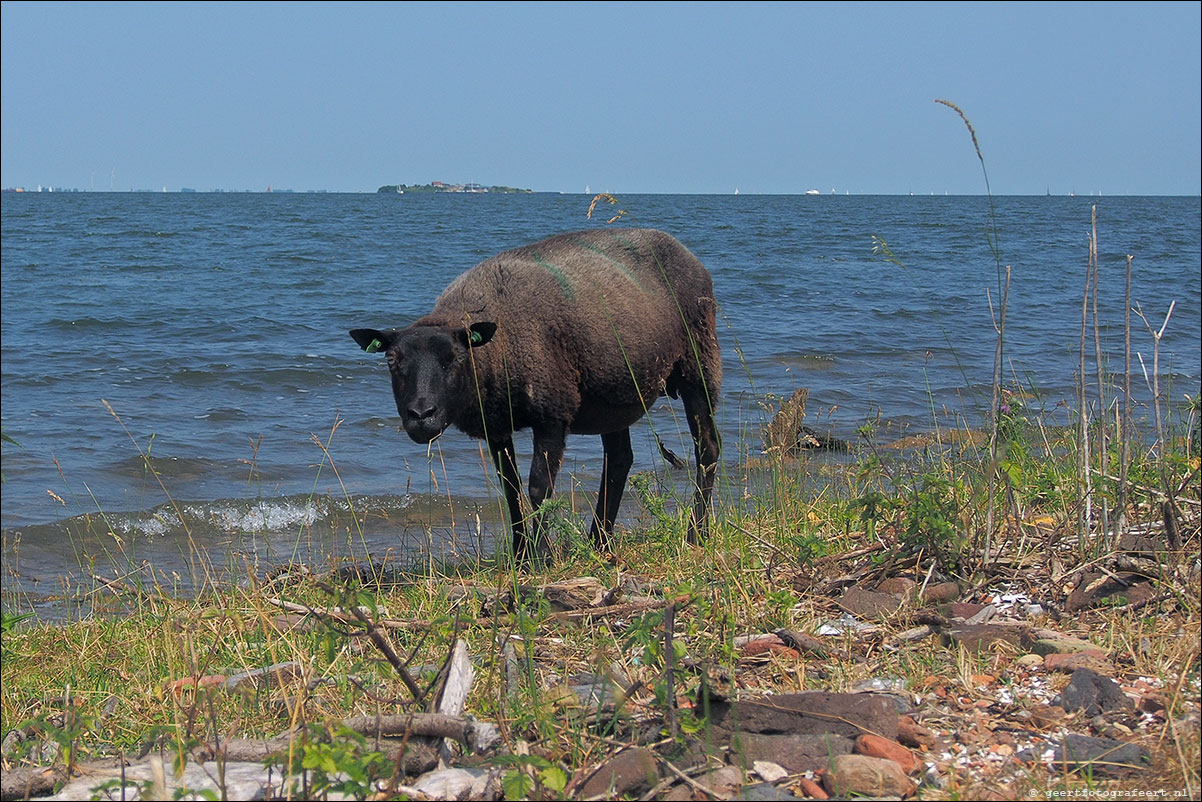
[469,330,482,345]
[366,338,383,354]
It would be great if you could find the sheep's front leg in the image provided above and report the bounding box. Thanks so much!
[526,421,567,560]
[681,383,721,544]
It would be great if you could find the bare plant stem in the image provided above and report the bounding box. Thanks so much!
[1117,254,1133,534]
[1090,206,1110,545]
[1135,301,1181,550]
[984,265,1011,565]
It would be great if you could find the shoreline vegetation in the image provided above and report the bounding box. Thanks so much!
[376,182,534,194]
[3,117,1200,799]
[1,352,1198,801]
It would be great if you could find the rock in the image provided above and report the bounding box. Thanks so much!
[577,747,659,798]
[822,754,917,798]
[920,581,961,603]
[1055,668,1132,716]
[523,576,608,611]
[1014,653,1045,669]
[709,692,900,741]
[897,716,936,750]
[943,623,1028,652]
[838,587,905,619]
[736,633,786,648]
[37,759,280,801]
[1138,694,1166,714]
[663,786,693,801]
[743,639,801,660]
[1066,573,1156,612]
[1026,704,1068,730]
[1116,532,1161,554]
[964,604,998,625]
[408,767,501,800]
[751,760,789,782]
[1043,652,1115,675]
[1023,733,1150,776]
[702,766,745,797]
[891,625,935,643]
[849,677,907,694]
[796,776,829,799]
[1030,637,1105,657]
[774,628,829,657]
[948,602,987,620]
[876,577,917,598]
[815,614,877,636]
[395,740,441,776]
[854,733,920,774]
[739,782,808,800]
[732,732,854,773]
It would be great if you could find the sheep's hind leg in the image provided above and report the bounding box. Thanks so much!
[681,384,720,543]
[589,428,633,552]
[489,435,528,559]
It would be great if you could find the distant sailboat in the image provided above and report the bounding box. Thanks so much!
[734,188,740,195]
[585,184,590,194]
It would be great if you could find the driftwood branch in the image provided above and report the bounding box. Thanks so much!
[265,592,685,630]
[345,600,424,703]
[197,712,491,762]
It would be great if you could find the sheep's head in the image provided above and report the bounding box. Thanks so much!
[350,322,497,443]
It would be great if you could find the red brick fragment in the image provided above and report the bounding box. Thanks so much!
[854,733,921,775]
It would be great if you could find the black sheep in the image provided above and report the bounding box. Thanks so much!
[350,228,721,561]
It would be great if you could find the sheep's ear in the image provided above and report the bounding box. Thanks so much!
[464,322,497,348]
[350,328,392,354]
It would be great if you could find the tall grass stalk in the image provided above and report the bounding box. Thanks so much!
[1078,221,1093,548]
[936,98,1009,566]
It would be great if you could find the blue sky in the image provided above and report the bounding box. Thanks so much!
[2,1,1199,195]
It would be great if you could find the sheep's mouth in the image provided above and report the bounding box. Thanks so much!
[402,419,446,444]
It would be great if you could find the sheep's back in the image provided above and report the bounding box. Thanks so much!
[431,229,719,428]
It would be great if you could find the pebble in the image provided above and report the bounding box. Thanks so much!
[1014,653,1045,669]
[823,754,917,798]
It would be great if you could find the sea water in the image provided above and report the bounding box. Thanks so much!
[2,192,1198,599]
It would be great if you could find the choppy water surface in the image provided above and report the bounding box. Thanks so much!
[2,192,1199,606]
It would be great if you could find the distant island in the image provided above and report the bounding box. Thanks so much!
[377,181,533,194]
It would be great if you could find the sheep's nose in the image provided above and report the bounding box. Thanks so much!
[407,404,438,423]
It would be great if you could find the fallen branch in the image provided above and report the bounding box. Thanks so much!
[90,572,172,607]
[265,593,686,630]
[197,712,494,763]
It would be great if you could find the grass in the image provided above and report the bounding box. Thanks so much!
[2,396,1198,798]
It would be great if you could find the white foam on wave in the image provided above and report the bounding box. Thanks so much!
[205,499,323,532]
